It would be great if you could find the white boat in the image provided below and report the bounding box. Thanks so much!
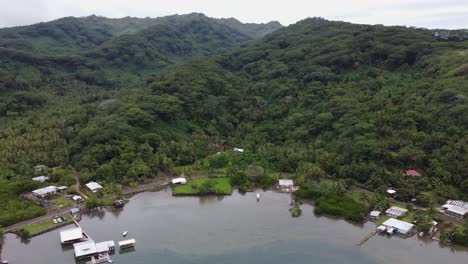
[57,218,62,223]
[256,193,260,199]
[53,219,58,224]
[122,231,128,237]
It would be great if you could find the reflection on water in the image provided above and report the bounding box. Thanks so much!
[1,189,467,264]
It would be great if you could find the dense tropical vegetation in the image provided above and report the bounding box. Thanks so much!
[0,14,466,244]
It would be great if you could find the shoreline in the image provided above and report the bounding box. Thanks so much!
[1,176,467,259]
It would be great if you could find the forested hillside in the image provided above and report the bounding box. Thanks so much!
[0,13,282,226]
[0,16,467,227]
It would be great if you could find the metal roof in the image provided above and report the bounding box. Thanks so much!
[31,176,49,182]
[278,179,294,186]
[85,181,103,191]
[447,205,468,216]
[172,177,187,184]
[386,206,407,217]
[369,211,381,217]
[74,240,97,258]
[60,227,83,243]
[118,239,136,247]
[383,218,414,233]
[32,186,57,196]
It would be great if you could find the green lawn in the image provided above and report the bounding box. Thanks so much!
[23,213,73,236]
[50,196,74,210]
[173,177,232,195]
[173,165,226,175]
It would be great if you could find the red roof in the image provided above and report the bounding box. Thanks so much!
[406,170,421,177]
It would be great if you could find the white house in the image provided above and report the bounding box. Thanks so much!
[57,186,68,192]
[72,195,83,202]
[73,240,114,259]
[278,179,294,187]
[32,186,57,197]
[60,227,84,244]
[31,176,49,183]
[385,206,408,218]
[172,177,187,185]
[85,181,103,193]
[381,218,414,235]
[442,200,468,219]
[369,210,381,220]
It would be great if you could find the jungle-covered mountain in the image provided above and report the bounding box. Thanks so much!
[0,16,467,227]
[0,13,283,90]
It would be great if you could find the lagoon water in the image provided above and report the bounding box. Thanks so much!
[2,188,467,264]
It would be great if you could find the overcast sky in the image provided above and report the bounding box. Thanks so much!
[0,0,467,29]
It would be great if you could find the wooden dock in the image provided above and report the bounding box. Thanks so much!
[356,231,377,246]
[73,219,93,240]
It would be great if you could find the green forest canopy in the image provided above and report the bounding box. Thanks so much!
[0,16,467,227]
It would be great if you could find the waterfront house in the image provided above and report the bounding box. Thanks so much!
[278,179,294,187]
[442,200,468,218]
[277,179,299,192]
[118,238,136,250]
[369,210,381,220]
[385,206,408,218]
[31,176,49,183]
[32,186,57,197]
[405,170,421,178]
[74,240,115,259]
[60,227,84,244]
[85,181,103,193]
[172,177,187,185]
[380,218,414,235]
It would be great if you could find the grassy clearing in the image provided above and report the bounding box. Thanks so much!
[173,177,232,195]
[22,213,73,236]
[173,165,226,175]
[50,196,74,210]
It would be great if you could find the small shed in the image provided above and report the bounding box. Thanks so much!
[278,179,294,187]
[386,189,396,195]
[369,210,381,220]
[57,186,68,192]
[172,177,187,185]
[85,181,103,193]
[32,176,49,183]
[118,239,136,249]
[70,207,80,215]
[72,195,82,202]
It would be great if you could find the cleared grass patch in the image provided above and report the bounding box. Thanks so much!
[22,213,73,236]
[173,177,232,195]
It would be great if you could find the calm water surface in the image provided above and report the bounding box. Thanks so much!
[2,188,467,264]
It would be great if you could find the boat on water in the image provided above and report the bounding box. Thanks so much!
[256,193,260,199]
[122,231,128,237]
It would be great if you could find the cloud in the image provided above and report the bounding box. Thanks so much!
[0,0,467,29]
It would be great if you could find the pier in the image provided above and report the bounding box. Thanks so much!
[73,219,93,240]
[356,231,377,246]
